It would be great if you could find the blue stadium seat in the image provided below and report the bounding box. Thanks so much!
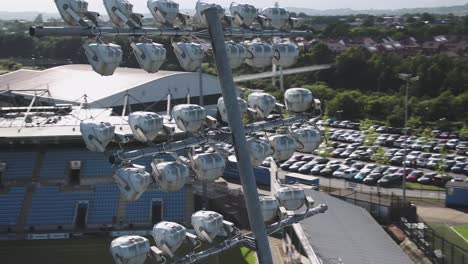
[40,151,113,179]
[125,188,185,225]
[0,187,25,226]
[0,152,36,180]
[27,185,119,226]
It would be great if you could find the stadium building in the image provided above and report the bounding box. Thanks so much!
[0,64,223,115]
[0,65,228,235]
[0,65,413,264]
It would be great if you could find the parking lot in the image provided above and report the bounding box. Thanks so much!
[266,120,467,198]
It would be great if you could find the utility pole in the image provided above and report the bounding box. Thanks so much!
[398,73,419,205]
[204,7,273,264]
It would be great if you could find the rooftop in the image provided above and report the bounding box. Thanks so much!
[301,190,413,264]
[0,64,185,104]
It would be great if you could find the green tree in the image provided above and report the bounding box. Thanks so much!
[308,43,334,65]
[362,16,375,27]
[326,90,365,120]
[372,147,390,165]
[460,125,468,140]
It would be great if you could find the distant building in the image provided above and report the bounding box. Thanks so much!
[421,41,443,55]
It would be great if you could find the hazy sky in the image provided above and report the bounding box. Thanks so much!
[2,0,467,13]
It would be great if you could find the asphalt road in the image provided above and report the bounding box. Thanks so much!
[234,65,333,82]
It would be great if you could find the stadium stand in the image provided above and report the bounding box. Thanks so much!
[27,185,119,227]
[40,151,113,179]
[125,188,185,225]
[0,152,36,180]
[0,187,26,227]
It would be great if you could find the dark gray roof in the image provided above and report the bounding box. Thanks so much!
[301,190,413,264]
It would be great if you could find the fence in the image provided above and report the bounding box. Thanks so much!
[400,218,468,264]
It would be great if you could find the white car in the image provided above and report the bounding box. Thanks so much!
[332,166,349,178]
[360,164,378,174]
[343,168,360,180]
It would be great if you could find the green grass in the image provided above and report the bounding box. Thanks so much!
[454,225,468,240]
[0,238,256,264]
[405,182,445,191]
[429,224,468,264]
[220,247,256,264]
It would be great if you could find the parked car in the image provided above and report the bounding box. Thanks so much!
[298,162,316,174]
[383,167,399,175]
[315,157,330,164]
[390,156,404,166]
[332,167,349,178]
[320,164,341,177]
[451,163,467,174]
[363,173,384,185]
[353,171,370,182]
[289,161,308,172]
[416,153,432,167]
[331,148,345,158]
[426,158,443,170]
[343,168,360,180]
[406,171,424,182]
[280,160,296,170]
[433,175,452,187]
[396,168,413,176]
[417,173,437,185]
[261,157,274,167]
[310,164,327,175]
[371,166,389,174]
[378,173,402,187]
[301,156,314,162]
[446,139,460,149]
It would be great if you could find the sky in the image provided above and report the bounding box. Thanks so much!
[2,0,467,13]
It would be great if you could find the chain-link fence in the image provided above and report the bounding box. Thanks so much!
[400,218,468,264]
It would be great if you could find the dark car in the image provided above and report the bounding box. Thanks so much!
[451,163,467,174]
[315,157,330,164]
[383,167,399,175]
[320,164,341,177]
[289,161,308,172]
[406,171,424,182]
[353,171,370,182]
[397,168,413,176]
[433,175,453,187]
[280,160,296,170]
[291,154,304,161]
[301,156,314,162]
[310,164,326,175]
[363,173,384,185]
[390,156,404,166]
[298,162,316,174]
[378,173,402,187]
[371,166,389,174]
[417,173,437,185]
[331,148,345,158]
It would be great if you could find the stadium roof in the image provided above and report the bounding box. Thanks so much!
[0,65,220,107]
[301,190,413,264]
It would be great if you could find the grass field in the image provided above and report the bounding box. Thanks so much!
[429,223,468,264]
[0,237,256,264]
[454,225,468,240]
[405,182,445,191]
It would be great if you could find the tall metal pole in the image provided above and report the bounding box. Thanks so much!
[203,7,273,263]
[402,79,409,205]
